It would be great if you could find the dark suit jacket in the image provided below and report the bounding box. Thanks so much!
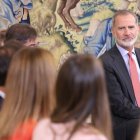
[100,46,140,140]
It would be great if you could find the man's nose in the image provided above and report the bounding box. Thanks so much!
[124,28,130,35]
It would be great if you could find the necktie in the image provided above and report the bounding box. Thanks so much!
[128,52,140,107]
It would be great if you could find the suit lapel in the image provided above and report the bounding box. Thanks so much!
[135,48,140,67]
[110,46,136,103]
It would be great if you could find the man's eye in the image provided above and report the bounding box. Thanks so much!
[129,26,135,29]
[118,27,124,30]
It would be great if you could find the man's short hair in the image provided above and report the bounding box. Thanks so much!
[112,10,138,27]
[5,23,37,44]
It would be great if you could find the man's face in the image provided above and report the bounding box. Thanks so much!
[112,14,139,51]
[24,38,38,47]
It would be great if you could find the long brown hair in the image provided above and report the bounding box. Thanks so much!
[0,47,56,137]
[51,54,112,140]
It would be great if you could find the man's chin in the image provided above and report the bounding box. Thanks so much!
[117,40,136,48]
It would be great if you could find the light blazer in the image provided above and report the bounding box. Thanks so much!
[100,45,140,127]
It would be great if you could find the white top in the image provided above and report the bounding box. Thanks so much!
[116,44,140,81]
[0,90,5,99]
[33,119,108,140]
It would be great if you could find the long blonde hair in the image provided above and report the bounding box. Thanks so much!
[0,47,56,137]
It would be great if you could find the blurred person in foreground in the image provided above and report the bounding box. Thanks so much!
[33,54,112,140]
[0,47,56,140]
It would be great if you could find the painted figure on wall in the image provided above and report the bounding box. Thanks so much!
[0,0,32,30]
[0,0,140,66]
[82,0,140,57]
[43,0,140,57]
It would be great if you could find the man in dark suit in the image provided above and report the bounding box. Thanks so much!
[100,10,140,140]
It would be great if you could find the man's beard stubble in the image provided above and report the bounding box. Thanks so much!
[115,36,138,49]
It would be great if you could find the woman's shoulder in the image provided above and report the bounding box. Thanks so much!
[33,119,108,140]
[73,132,107,140]
[73,124,107,140]
[33,118,71,134]
[33,118,50,128]
[33,118,67,140]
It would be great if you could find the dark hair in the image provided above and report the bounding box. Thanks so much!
[0,43,20,86]
[51,54,112,140]
[5,23,37,43]
[4,40,25,51]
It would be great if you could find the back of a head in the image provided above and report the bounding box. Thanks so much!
[5,23,37,45]
[6,47,56,118]
[0,47,56,138]
[4,40,25,52]
[52,54,112,140]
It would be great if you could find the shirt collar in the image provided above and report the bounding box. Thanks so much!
[116,44,135,57]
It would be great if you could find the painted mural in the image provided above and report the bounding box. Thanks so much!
[0,0,140,67]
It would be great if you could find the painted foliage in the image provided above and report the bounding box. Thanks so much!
[0,0,140,66]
